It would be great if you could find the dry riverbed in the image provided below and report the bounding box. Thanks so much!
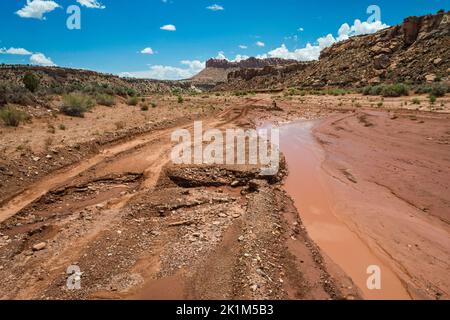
[0,93,448,300]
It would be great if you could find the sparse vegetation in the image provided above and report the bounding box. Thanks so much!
[362,84,409,97]
[95,94,116,107]
[415,83,449,97]
[61,93,95,117]
[127,96,139,106]
[151,102,157,108]
[0,82,35,106]
[429,95,437,104]
[0,105,29,127]
[23,73,39,93]
[59,124,66,130]
[177,95,184,104]
[412,98,421,105]
[47,124,56,134]
[115,121,125,130]
[140,104,149,111]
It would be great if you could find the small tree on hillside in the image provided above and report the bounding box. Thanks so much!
[23,73,39,93]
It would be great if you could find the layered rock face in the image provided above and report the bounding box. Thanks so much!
[218,11,450,91]
[205,57,297,69]
[191,57,297,84]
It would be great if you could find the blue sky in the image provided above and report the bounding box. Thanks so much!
[0,0,449,79]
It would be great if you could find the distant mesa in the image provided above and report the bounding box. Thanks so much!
[190,57,298,85]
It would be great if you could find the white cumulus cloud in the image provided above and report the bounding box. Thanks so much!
[30,53,56,66]
[264,18,388,61]
[207,4,224,11]
[16,0,61,20]
[120,60,205,80]
[214,52,249,62]
[160,24,176,31]
[76,0,105,9]
[256,41,265,47]
[140,47,154,55]
[0,47,33,55]
[239,45,248,49]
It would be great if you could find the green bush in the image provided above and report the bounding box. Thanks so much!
[411,98,421,105]
[429,84,447,97]
[96,94,116,107]
[430,95,437,104]
[61,93,95,117]
[127,96,139,106]
[380,84,409,97]
[0,105,29,127]
[177,95,184,104]
[0,82,35,106]
[363,84,409,97]
[23,73,39,93]
[415,83,449,97]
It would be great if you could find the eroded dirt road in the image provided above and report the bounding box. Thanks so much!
[0,97,359,300]
[0,94,448,300]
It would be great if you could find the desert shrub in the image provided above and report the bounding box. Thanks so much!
[60,93,95,117]
[414,83,449,97]
[140,104,149,111]
[0,105,29,127]
[59,124,66,130]
[362,84,409,97]
[48,82,64,95]
[47,124,56,134]
[0,82,35,106]
[96,94,116,107]
[23,73,39,93]
[172,88,182,95]
[177,95,184,104]
[151,102,157,108]
[380,84,409,97]
[429,84,447,97]
[113,86,129,97]
[115,121,125,130]
[429,95,437,104]
[412,98,421,105]
[127,96,139,106]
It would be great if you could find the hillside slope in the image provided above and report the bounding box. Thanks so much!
[218,11,450,91]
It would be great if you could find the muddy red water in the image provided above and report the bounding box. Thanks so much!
[277,119,412,300]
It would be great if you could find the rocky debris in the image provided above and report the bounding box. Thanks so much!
[32,242,47,251]
[164,164,286,189]
[217,11,450,91]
